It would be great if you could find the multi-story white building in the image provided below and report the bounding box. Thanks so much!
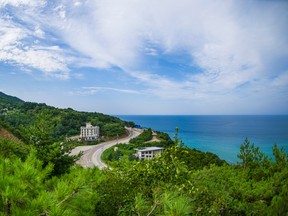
[80,123,100,141]
[135,147,164,160]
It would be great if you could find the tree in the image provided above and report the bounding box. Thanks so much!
[0,150,103,215]
[272,144,288,171]
[0,151,53,215]
[21,113,79,176]
[101,123,126,137]
[237,138,267,170]
[0,138,29,160]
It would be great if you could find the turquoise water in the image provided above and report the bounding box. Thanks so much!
[118,115,288,163]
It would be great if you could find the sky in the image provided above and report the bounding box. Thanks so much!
[0,0,288,115]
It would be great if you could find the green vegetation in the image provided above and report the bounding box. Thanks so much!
[1,132,287,215]
[129,128,153,144]
[102,128,175,164]
[0,92,23,113]
[96,138,288,215]
[0,92,23,103]
[0,138,29,160]
[0,92,287,215]
[0,92,134,141]
[0,92,131,175]
[0,151,103,215]
[129,128,174,147]
[101,122,126,138]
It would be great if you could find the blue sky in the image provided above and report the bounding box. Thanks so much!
[0,0,288,115]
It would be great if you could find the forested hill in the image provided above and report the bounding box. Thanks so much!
[0,92,288,215]
[0,91,24,103]
[0,92,135,140]
[0,91,24,111]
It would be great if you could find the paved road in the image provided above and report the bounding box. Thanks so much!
[70,128,141,169]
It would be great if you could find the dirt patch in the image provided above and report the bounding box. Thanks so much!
[0,128,19,141]
[145,132,161,143]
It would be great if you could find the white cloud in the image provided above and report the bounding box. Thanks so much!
[12,47,69,77]
[0,0,46,7]
[72,86,142,96]
[0,8,70,79]
[34,26,45,38]
[54,4,66,19]
[0,21,26,50]
[41,0,287,93]
[74,2,81,7]
[0,0,287,109]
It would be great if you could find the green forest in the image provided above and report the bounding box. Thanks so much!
[0,92,287,215]
[0,92,134,140]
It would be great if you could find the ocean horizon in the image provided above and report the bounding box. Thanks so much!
[117,115,288,163]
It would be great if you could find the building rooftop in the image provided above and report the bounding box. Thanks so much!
[135,147,164,152]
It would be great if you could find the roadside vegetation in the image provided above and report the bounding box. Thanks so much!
[0,92,287,215]
[101,128,175,165]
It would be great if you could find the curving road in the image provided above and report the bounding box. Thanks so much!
[70,128,141,169]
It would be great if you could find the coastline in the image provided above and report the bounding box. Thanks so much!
[117,115,288,163]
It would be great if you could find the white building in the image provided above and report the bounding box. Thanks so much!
[135,147,164,160]
[80,123,100,141]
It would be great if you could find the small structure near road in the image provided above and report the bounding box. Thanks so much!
[135,147,164,160]
[80,122,100,141]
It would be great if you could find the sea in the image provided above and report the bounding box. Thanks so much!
[117,115,288,163]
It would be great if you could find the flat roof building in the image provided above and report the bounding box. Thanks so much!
[80,123,100,141]
[135,147,164,160]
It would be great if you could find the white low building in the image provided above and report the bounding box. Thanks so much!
[80,123,100,141]
[135,147,164,160]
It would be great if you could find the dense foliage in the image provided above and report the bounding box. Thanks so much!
[0,92,23,113]
[0,92,134,140]
[0,151,103,215]
[1,134,287,215]
[102,128,175,163]
[129,128,153,145]
[0,92,287,215]
[92,139,288,215]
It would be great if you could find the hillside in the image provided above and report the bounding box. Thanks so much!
[0,91,24,113]
[0,92,135,140]
[0,91,24,103]
[0,93,287,215]
[0,127,19,140]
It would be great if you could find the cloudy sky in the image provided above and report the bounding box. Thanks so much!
[0,0,288,115]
